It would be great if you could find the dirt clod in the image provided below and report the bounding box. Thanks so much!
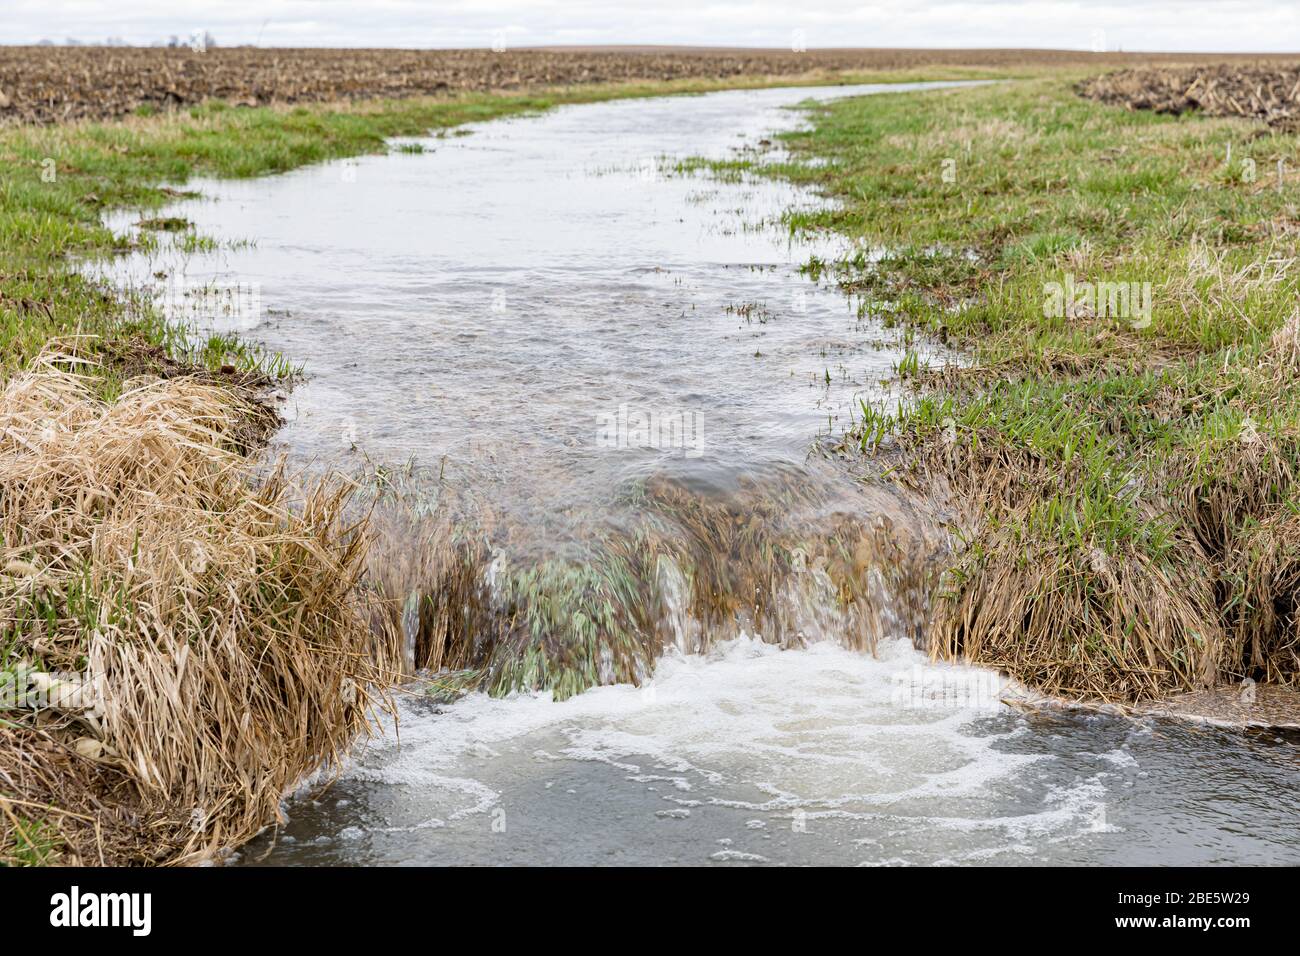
[1079,64,1300,129]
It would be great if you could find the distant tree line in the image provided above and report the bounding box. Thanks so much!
[34,32,220,48]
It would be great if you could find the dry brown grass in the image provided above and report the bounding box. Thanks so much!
[1225,513,1300,684]
[930,531,1227,701]
[0,352,399,865]
[874,331,1300,702]
[881,424,1230,701]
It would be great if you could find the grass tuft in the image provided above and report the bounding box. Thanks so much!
[0,354,399,865]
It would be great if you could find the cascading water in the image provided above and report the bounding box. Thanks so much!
[87,82,1300,865]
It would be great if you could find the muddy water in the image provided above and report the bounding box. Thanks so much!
[91,83,1300,865]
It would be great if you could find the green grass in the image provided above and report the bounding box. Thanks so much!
[781,76,1299,535]
[0,814,62,866]
[733,75,1300,698]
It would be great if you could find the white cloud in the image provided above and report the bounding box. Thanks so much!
[5,0,1297,52]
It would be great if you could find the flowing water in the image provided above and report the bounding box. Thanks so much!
[89,83,1299,866]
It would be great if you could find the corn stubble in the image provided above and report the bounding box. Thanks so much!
[1079,65,1300,131]
[0,353,399,864]
[4,47,1294,128]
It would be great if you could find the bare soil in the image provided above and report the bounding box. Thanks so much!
[1079,64,1300,129]
[3,45,1298,126]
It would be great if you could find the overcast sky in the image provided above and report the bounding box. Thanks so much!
[5,1,1298,52]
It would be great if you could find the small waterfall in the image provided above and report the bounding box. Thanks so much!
[358,459,947,700]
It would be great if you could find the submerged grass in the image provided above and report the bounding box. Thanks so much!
[360,464,940,702]
[738,74,1300,700]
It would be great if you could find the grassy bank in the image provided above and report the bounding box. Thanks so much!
[737,75,1300,700]
[0,67,1009,866]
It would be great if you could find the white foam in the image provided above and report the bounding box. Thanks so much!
[710,849,769,863]
[335,637,1078,837]
[261,634,1148,862]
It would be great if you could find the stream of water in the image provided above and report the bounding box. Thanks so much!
[89,82,1299,866]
